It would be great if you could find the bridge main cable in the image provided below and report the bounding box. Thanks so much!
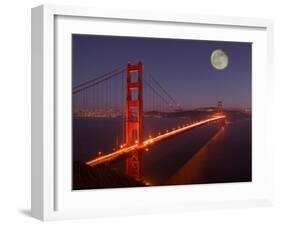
[73,65,125,95]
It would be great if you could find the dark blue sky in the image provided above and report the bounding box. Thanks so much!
[72,34,251,109]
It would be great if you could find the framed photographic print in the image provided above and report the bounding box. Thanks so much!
[31,4,274,220]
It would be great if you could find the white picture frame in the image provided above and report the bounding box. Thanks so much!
[31,4,274,221]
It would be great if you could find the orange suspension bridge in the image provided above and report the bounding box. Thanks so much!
[73,62,226,180]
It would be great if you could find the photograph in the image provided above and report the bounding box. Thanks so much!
[72,34,252,190]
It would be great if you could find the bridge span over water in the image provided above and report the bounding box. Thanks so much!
[73,62,226,180]
[86,115,226,167]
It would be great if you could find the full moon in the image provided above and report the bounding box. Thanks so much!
[210,49,228,70]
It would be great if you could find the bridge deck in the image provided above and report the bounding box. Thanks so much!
[86,115,226,167]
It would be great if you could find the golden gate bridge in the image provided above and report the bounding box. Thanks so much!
[73,62,226,180]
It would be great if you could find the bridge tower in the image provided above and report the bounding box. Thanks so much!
[125,62,143,180]
[217,101,223,115]
[216,101,225,127]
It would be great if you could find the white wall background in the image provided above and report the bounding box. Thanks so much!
[0,0,280,225]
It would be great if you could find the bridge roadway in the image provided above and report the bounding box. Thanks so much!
[86,115,226,167]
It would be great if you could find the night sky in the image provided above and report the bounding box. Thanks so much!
[72,34,252,109]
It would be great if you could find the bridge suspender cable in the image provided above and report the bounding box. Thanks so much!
[143,78,174,110]
[147,73,179,109]
[73,69,125,95]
